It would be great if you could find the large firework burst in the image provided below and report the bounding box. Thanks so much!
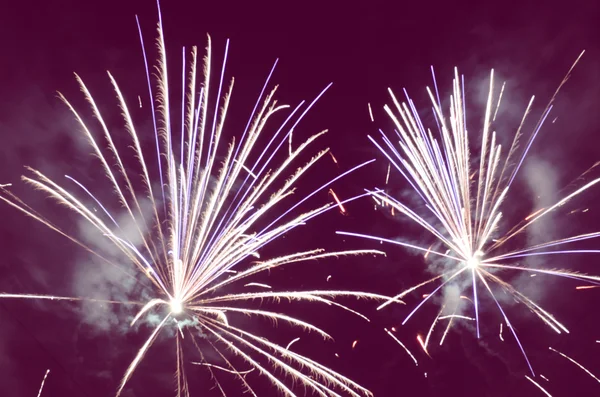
[339,54,600,374]
[0,10,391,397]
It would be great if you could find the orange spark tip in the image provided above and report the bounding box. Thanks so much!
[328,189,346,215]
[525,207,546,221]
[416,334,431,357]
[328,151,338,165]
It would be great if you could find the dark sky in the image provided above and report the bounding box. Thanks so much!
[1,1,600,396]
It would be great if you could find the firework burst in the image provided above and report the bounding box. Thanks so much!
[339,53,600,374]
[0,10,392,397]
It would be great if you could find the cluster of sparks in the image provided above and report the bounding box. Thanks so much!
[1,4,600,397]
[0,9,402,397]
[339,54,600,384]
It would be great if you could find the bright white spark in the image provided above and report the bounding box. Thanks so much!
[525,375,552,397]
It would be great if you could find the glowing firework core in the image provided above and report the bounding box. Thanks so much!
[466,252,483,269]
[170,298,183,314]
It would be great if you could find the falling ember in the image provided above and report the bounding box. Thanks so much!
[138,95,142,108]
[391,327,397,332]
[352,340,359,349]
[328,151,339,165]
[550,347,600,383]
[525,375,553,397]
[384,328,418,366]
[368,102,374,122]
[424,244,434,259]
[285,337,301,350]
[334,353,340,358]
[37,369,50,397]
[540,374,549,382]
[326,275,332,282]
[328,189,347,214]
[499,323,504,341]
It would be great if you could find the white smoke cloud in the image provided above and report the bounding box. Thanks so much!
[71,196,158,334]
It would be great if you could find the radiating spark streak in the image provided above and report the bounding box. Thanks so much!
[384,328,418,366]
[340,57,600,374]
[118,315,170,396]
[576,285,599,290]
[377,273,447,311]
[368,103,374,122]
[402,268,467,325]
[540,374,549,382]
[478,271,535,376]
[385,163,391,185]
[525,207,546,221]
[424,306,445,352]
[499,323,504,341]
[525,375,553,397]
[336,231,461,262]
[0,9,384,397]
[203,314,370,397]
[193,362,254,375]
[549,347,600,383]
[0,183,12,188]
[352,340,359,349]
[36,369,50,397]
[329,189,346,214]
[438,315,473,321]
[286,337,301,350]
[244,283,272,289]
[0,293,143,306]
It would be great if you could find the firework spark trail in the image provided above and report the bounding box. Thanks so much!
[384,328,418,366]
[549,347,600,383]
[36,369,50,397]
[525,375,552,397]
[0,8,395,397]
[338,52,600,374]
